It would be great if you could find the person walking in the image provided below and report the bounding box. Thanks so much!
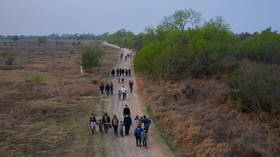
[129,80,134,93]
[142,116,152,133]
[97,119,103,132]
[125,68,128,76]
[134,126,143,147]
[134,115,141,127]
[89,114,97,135]
[111,115,119,136]
[121,85,127,101]
[128,69,131,76]
[109,82,113,95]
[99,83,104,95]
[116,68,120,76]
[111,69,115,77]
[142,129,148,149]
[118,89,122,100]
[102,113,111,133]
[119,121,124,137]
[123,105,131,116]
[105,83,110,96]
[123,115,132,135]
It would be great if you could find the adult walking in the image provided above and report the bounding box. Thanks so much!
[111,69,115,77]
[123,115,132,135]
[123,105,131,116]
[105,83,110,96]
[109,82,113,95]
[99,83,104,95]
[89,114,97,135]
[120,85,128,100]
[102,113,111,133]
[134,126,143,147]
[142,116,152,133]
[111,115,119,136]
[129,80,134,93]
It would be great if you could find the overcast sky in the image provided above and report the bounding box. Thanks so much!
[0,0,279,35]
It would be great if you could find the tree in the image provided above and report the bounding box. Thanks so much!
[158,9,202,31]
[12,35,19,42]
[81,47,102,72]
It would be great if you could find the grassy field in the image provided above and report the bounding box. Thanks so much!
[0,40,119,156]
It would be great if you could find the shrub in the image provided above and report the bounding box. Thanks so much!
[228,65,280,115]
[81,47,102,72]
[69,50,75,55]
[31,75,43,84]
[5,56,14,65]
[0,51,8,58]
[239,29,280,64]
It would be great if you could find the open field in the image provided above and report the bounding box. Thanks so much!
[0,40,120,156]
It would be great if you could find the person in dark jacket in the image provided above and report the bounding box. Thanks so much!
[111,69,115,77]
[123,115,132,135]
[109,82,113,95]
[129,80,134,93]
[105,83,110,96]
[134,126,143,147]
[123,105,131,116]
[102,113,111,133]
[128,69,131,76]
[142,115,152,133]
[116,68,120,76]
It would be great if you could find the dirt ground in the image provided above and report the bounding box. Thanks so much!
[100,43,174,157]
[0,40,119,157]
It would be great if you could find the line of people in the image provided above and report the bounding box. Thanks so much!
[111,68,132,77]
[99,82,113,96]
[120,53,132,61]
[89,105,152,149]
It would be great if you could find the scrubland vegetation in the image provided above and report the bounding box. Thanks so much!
[105,9,280,157]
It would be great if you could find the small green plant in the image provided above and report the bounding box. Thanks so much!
[30,75,43,84]
[25,58,33,64]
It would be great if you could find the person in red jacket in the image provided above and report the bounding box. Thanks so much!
[99,83,104,94]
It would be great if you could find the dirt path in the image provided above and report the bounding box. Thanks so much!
[101,42,174,157]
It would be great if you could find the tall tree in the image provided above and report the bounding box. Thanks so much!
[158,9,202,31]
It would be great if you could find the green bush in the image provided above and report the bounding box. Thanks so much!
[5,56,14,65]
[134,17,238,79]
[81,47,102,72]
[31,75,43,84]
[228,65,280,115]
[0,51,8,58]
[240,29,280,64]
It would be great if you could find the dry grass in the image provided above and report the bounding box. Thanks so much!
[0,40,119,156]
[136,74,280,157]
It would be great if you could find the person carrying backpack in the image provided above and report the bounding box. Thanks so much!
[89,114,97,135]
[102,113,111,133]
[97,119,103,132]
[111,115,119,136]
[134,126,143,147]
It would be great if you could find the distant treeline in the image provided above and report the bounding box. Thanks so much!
[0,33,109,41]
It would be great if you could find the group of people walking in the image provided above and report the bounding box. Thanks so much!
[91,49,152,149]
[89,105,152,148]
[112,68,132,77]
[99,82,113,96]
